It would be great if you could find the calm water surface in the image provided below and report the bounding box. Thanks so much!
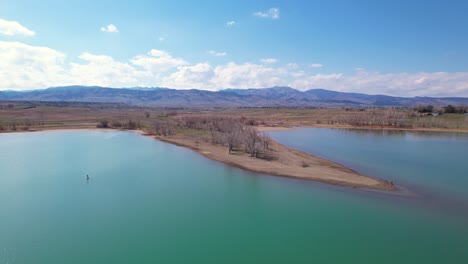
[0,130,467,263]
[269,128,468,201]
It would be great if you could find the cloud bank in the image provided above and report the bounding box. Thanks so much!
[1,40,467,97]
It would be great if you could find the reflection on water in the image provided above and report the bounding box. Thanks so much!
[1,131,467,264]
[336,127,468,140]
[269,127,468,211]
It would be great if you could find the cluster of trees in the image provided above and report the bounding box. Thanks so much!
[97,120,140,129]
[153,120,177,136]
[0,121,38,132]
[414,104,467,114]
[152,116,276,160]
[96,120,110,128]
[0,103,15,110]
[444,105,467,114]
[414,105,434,113]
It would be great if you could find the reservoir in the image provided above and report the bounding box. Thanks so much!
[0,130,467,263]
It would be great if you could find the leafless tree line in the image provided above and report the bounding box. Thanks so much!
[312,108,468,129]
[323,108,415,127]
[151,116,277,160]
[0,120,43,132]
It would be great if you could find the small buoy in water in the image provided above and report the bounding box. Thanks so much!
[86,174,90,180]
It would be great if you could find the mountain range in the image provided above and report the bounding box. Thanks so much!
[1,86,467,107]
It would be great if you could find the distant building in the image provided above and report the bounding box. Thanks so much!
[431,112,440,117]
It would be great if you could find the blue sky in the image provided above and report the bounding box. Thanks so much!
[1,0,468,96]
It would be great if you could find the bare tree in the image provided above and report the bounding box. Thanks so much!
[242,126,261,157]
[125,120,139,130]
[206,118,221,144]
[153,120,177,136]
[221,119,241,154]
[259,133,273,152]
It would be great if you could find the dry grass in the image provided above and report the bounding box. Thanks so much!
[1,102,467,132]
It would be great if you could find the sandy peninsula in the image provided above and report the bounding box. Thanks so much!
[152,133,396,191]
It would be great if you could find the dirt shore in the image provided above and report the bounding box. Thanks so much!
[152,133,396,191]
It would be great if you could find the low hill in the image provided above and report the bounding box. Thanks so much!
[1,86,467,107]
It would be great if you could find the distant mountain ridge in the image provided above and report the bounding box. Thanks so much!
[1,86,467,107]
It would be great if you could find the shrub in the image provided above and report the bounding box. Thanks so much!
[444,105,456,114]
[125,120,138,130]
[111,120,122,128]
[415,105,434,113]
[96,120,109,128]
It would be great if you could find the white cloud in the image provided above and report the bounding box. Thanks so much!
[1,40,468,97]
[226,21,236,27]
[290,70,468,97]
[0,41,66,89]
[286,63,299,69]
[260,58,278,64]
[254,8,280,19]
[163,62,288,90]
[0,18,35,37]
[207,50,227,57]
[210,62,287,89]
[414,77,426,84]
[289,73,343,91]
[131,49,188,72]
[162,63,214,89]
[290,71,306,78]
[0,42,179,89]
[69,52,149,87]
[158,37,165,42]
[309,63,323,68]
[100,24,119,33]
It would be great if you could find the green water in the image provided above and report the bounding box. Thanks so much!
[0,130,467,263]
[269,128,468,202]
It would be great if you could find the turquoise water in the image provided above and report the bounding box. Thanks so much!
[1,130,467,263]
[269,128,468,202]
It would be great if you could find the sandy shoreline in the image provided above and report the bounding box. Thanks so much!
[256,126,297,132]
[154,134,396,191]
